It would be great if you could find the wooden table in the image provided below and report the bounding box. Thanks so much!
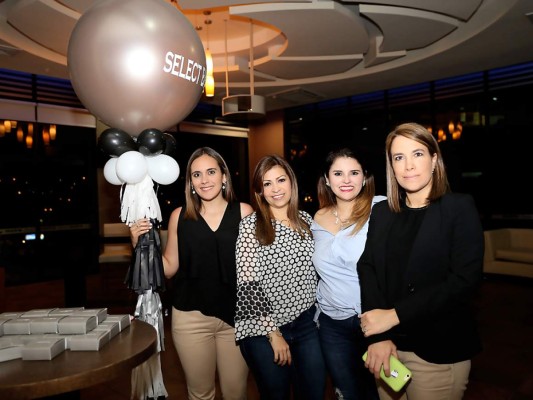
[0,319,157,399]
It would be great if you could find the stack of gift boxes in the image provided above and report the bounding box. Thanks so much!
[0,308,132,362]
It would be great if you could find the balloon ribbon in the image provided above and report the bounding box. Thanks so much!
[125,219,166,294]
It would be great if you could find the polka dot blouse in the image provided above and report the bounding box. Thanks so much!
[234,211,318,341]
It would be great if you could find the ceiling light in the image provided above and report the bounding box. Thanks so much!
[205,75,214,97]
[203,11,214,94]
[221,19,265,121]
[205,49,213,77]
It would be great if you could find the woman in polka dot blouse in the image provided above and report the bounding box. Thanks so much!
[235,154,326,400]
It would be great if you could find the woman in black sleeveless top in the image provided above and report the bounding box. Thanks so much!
[132,147,253,400]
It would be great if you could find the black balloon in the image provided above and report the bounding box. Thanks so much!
[163,133,177,156]
[98,128,136,157]
[137,128,165,156]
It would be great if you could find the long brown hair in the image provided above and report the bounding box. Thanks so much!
[252,154,310,245]
[183,147,237,219]
[385,123,450,212]
[316,147,376,235]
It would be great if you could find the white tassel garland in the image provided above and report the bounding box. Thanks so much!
[120,175,162,225]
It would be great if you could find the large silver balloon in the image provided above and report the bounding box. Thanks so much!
[68,0,206,137]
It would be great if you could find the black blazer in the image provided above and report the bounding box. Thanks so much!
[357,193,484,364]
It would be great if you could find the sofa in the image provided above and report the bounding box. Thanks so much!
[483,228,533,279]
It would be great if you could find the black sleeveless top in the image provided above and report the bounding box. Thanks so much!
[172,201,241,326]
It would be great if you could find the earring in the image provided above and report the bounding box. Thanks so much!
[222,182,226,190]
[362,180,366,187]
[191,186,196,195]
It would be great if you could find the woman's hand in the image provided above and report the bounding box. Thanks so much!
[359,308,399,336]
[364,341,397,379]
[129,218,152,248]
[269,333,292,366]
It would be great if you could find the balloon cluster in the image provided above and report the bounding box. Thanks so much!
[99,127,180,186]
[68,5,196,392]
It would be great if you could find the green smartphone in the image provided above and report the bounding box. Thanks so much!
[362,351,412,392]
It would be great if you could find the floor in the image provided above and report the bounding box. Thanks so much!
[461,275,533,400]
[4,265,533,399]
[81,268,533,400]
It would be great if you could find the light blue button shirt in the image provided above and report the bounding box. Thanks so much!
[311,195,386,320]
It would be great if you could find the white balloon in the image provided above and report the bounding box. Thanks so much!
[116,151,148,184]
[103,157,123,185]
[147,154,180,185]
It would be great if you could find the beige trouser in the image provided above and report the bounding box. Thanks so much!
[377,350,471,400]
[171,308,248,400]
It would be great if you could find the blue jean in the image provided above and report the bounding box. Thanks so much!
[317,312,379,400]
[239,305,326,400]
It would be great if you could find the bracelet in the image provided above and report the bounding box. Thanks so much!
[267,329,283,343]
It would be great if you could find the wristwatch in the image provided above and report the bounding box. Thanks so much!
[267,329,283,343]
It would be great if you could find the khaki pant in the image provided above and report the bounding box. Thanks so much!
[377,350,471,400]
[171,308,249,400]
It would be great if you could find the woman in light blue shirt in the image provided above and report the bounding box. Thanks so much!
[312,147,385,400]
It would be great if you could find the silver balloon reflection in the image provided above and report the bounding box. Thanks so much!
[67,0,207,137]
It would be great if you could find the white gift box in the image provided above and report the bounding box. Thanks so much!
[69,330,110,351]
[60,334,75,350]
[0,335,26,360]
[0,312,23,319]
[19,334,52,344]
[48,307,85,317]
[24,334,67,349]
[0,307,133,362]
[58,316,97,335]
[93,321,120,339]
[71,308,108,324]
[29,317,64,334]
[21,337,66,360]
[3,318,32,335]
[105,314,131,331]
[0,344,23,362]
[0,335,26,346]
[21,309,58,318]
[0,317,13,336]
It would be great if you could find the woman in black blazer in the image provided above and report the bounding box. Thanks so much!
[358,122,484,400]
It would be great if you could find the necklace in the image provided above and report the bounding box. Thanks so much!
[332,208,350,228]
[276,218,291,227]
